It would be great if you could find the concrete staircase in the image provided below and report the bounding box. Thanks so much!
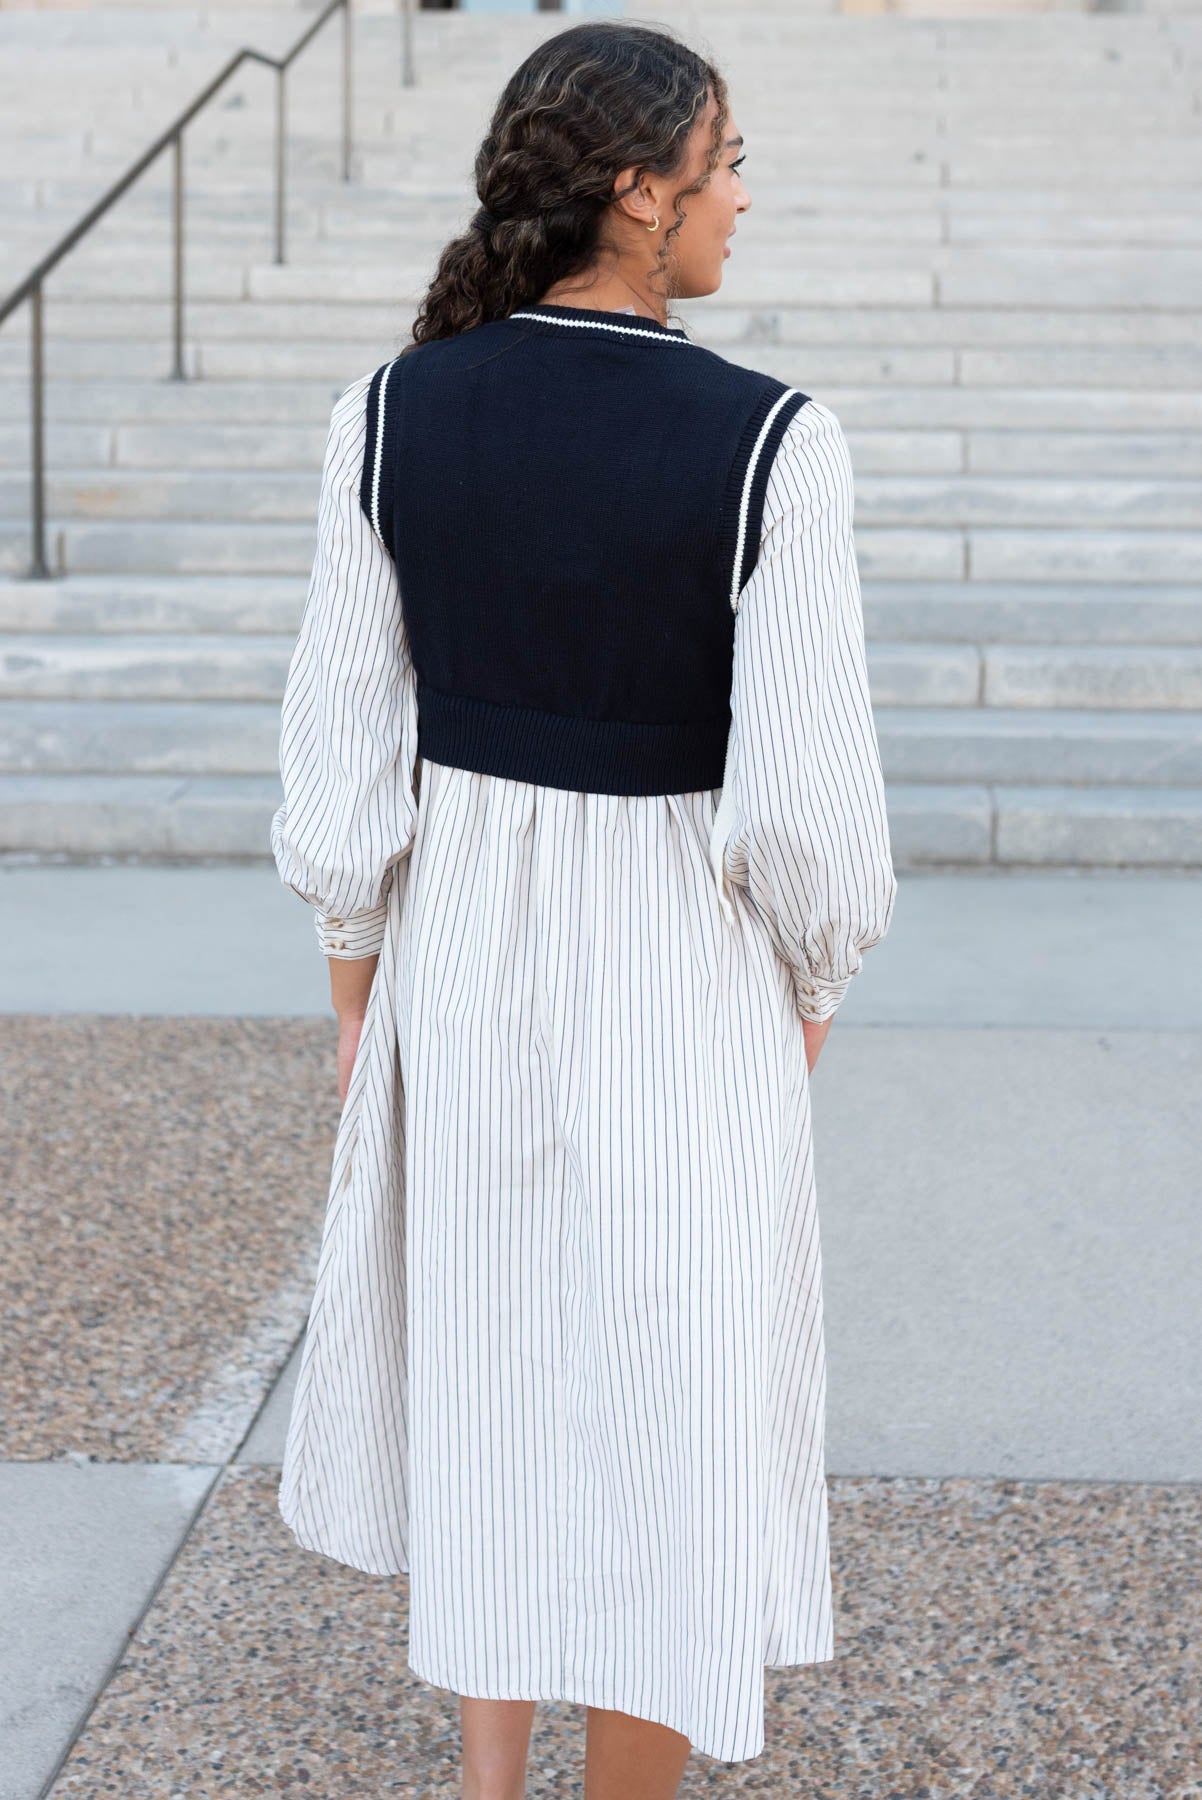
[1,2,1200,866]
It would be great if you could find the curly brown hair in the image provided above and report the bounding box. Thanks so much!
[405,19,728,347]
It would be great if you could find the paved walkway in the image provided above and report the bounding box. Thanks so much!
[2,865,1200,1797]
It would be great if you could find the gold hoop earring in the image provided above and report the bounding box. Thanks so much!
[646,215,659,232]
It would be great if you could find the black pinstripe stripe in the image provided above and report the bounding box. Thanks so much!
[270,371,897,1764]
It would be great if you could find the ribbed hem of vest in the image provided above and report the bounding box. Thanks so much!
[417,680,730,797]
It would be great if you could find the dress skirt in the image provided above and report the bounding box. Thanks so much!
[278,756,835,1764]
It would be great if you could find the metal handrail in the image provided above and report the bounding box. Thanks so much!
[0,0,386,580]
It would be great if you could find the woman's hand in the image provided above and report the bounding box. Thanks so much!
[329,954,379,1102]
[802,1015,833,1074]
[335,1012,367,1104]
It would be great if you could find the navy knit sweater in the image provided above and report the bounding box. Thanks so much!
[359,301,810,797]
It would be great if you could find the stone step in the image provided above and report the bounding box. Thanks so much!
[46,48,1186,93]
[3,700,1201,787]
[993,786,1202,868]
[0,772,283,858]
[0,771,1197,867]
[0,574,304,634]
[0,380,348,427]
[4,421,1196,481]
[356,139,1202,189]
[20,296,1202,350]
[864,580,1202,645]
[3,466,1198,530]
[4,516,1200,582]
[0,634,294,701]
[0,522,313,578]
[8,122,1201,195]
[248,243,1202,298]
[44,109,1130,149]
[0,45,1184,89]
[0,6,1197,870]
[13,178,1202,224]
[728,343,1202,392]
[2,634,1199,711]
[966,530,1199,584]
[0,10,310,49]
[0,572,1197,644]
[985,647,1202,708]
[2,574,1197,645]
[0,470,322,523]
[0,138,359,188]
[14,193,1202,250]
[3,380,1200,434]
[9,327,1202,393]
[0,700,280,775]
[12,234,1197,302]
[47,113,1201,154]
[878,708,1202,786]
[0,14,1184,83]
[4,254,939,309]
[0,425,114,469]
[879,646,1202,710]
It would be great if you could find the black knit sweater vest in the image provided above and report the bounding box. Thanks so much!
[360,301,810,797]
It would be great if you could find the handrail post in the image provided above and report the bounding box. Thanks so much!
[0,0,355,576]
[171,132,186,379]
[29,282,50,579]
[342,0,353,181]
[274,64,287,264]
[401,0,414,89]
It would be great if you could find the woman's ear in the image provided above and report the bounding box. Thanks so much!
[610,166,660,232]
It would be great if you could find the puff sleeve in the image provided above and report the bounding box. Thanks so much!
[712,399,897,1023]
[270,372,420,959]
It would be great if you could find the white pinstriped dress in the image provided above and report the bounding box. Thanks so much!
[270,315,897,1764]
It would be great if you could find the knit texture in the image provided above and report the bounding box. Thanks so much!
[360,302,809,796]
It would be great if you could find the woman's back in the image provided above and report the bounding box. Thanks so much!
[362,300,809,800]
[269,335,895,1763]
[268,11,897,1785]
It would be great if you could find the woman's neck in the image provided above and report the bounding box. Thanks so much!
[535,276,669,326]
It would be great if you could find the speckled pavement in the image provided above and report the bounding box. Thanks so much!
[43,1464,1202,1799]
[4,1009,1201,1798]
[2,1015,338,1463]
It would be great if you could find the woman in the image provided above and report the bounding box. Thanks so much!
[270,19,897,1800]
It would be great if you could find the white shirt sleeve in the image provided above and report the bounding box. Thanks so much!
[716,398,898,1023]
[270,372,421,960]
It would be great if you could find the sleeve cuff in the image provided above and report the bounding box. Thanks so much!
[315,903,388,959]
[792,970,853,1024]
